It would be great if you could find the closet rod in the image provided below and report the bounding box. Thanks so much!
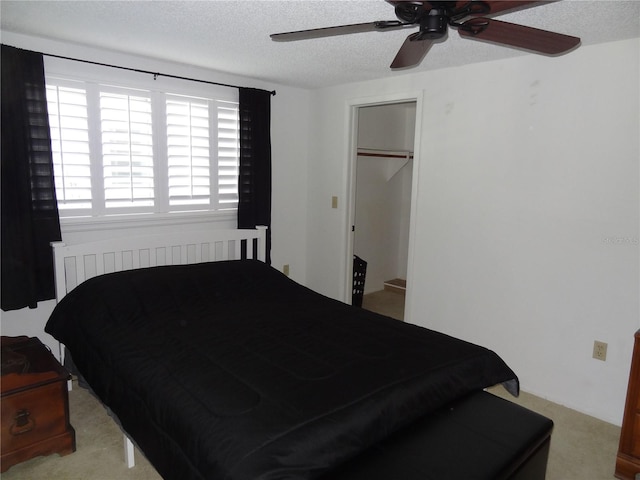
[357,149,413,160]
[40,50,276,96]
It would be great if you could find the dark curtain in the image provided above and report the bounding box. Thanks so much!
[1,45,61,311]
[238,88,272,264]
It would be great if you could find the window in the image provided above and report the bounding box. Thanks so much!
[46,79,239,218]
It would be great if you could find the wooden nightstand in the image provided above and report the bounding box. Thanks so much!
[615,330,640,480]
[1,336,76,472]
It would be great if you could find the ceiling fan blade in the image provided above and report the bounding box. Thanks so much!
[458,18,580,55]
[481,1,556,16]
[271,21,407,42]
[391,33,434,69]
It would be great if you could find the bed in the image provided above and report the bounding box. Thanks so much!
[44,226,553,480]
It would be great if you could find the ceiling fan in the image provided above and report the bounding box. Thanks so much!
[270,1,581,69]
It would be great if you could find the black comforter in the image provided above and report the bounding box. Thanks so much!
[46,259,518,480]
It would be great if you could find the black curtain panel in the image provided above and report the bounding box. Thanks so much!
[238,88,272,264]
[1,45,62,311]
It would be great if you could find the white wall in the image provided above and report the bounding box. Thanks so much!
[306,38,640,426]
[0,32,311,353]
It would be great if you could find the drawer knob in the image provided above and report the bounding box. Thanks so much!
[10,409,35,435]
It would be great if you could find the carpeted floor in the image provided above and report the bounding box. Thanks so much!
[362,289,406,321]
[1,290,623,479]
[488,385,621,480]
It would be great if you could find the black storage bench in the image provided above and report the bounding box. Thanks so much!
[327,390,554,480]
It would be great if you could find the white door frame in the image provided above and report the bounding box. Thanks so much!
[344,91,424,324]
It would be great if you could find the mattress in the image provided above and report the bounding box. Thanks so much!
[46,259,519,480]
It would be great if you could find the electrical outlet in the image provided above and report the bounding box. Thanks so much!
[331,196,338,209]
[593,340,607,361]
[283,264,290,276]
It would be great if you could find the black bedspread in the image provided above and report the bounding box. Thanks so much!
[46,259,518,480]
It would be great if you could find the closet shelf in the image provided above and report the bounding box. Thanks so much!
[384,278,406,294]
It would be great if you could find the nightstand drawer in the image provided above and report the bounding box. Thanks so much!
[632,413,640,458]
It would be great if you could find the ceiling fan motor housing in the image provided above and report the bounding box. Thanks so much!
[420,8,448,39]
[393,1,457,41]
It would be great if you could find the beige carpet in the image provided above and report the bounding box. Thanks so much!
[488,385,621,480]
[1,291,623,479]
[362,289,406,321]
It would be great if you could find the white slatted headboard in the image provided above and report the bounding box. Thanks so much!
[49,226,267,468]
[51,226,267,302]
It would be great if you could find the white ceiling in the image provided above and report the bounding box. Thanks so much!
[1,0,638,89]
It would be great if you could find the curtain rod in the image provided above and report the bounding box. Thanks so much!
[40,51,276,96]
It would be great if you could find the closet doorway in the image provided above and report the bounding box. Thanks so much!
[351,101,417,321]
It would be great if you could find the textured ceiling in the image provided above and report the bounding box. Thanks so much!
[1,0,639,89]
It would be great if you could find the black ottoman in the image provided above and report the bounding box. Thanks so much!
[326,390,554,480]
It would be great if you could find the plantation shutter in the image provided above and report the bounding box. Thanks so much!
[45,76,240,217]
[100,90,154,209]
[216,102,240,209]
[166,96,210,207]
[46,85,92,210]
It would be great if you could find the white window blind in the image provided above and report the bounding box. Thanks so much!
[45,78,239,217]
